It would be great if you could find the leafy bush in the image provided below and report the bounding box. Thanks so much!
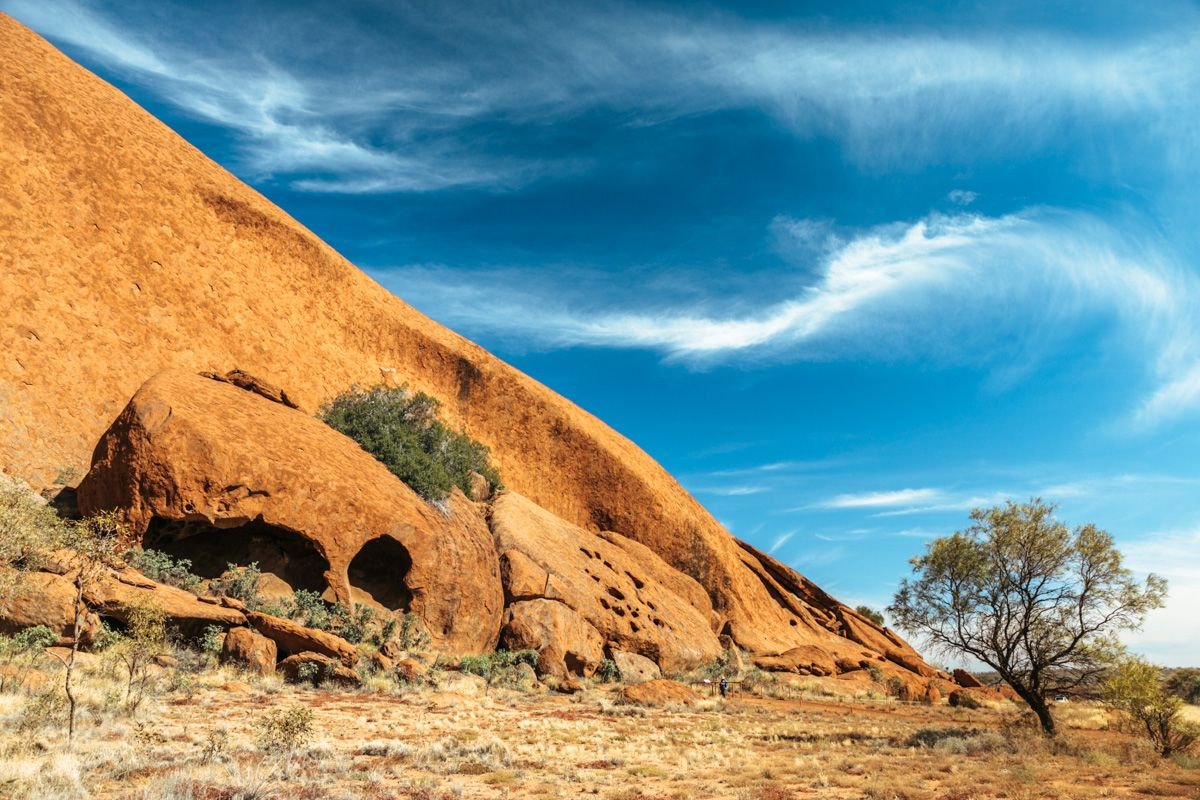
[597,658,621,683]
[210,562,262,608]
[855,605,885,626]
[460,649,539,687]
[123,548,202,593]
[319,385,501,503]
[199,624,224,657]
[0,625,58,692]
[255,706,314,753]
[0,483,65,587]
[1103,656,1200,757]
[273,590,375,643]
[395,613,431,652]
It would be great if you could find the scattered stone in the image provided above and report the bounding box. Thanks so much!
[221,626,278,675]
[610,649,661,684]
[618,679,699,707]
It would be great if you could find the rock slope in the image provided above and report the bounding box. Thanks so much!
[0,13,933,672]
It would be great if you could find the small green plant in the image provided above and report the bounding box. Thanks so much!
[295,662,320,685]
[93,621,124,652]
[330,602,373,644]
[255,706,315,753]
[199,624,224,658]
[597,658,621,683]
[460,650,540,688]
[318,385,502,502]
[867,664,884,683]
[856,605,886,626]
[288,589,331,629]
[18,689,67,731]
[116,602,168,712]
[886,675,905,698]
[0,625,57,691]
[210,562,262,608]
[395,612,431,652]
[122,548,202,593]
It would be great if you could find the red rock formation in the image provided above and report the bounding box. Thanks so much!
[76,370,502,656]
[0,14,935,674]
[492,492,721,672]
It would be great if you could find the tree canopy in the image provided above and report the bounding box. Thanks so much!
[888,499,1166,735]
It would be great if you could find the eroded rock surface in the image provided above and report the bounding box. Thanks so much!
[500,599,605,679]
[492,492,721,673]
[0,571,101,645]
[76,370,503,656]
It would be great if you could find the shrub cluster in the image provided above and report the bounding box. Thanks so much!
[318,385,501,503]
[263,589,376,644]
[123,548,202,593]
[459,649,539,687]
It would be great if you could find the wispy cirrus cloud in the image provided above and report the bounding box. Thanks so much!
[375,207,1200,425]
[5,0,1197,191]
[814,488,943,509]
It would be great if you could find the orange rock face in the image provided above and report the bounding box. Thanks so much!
[492,492,721,672]
[75,370,502,656]
[0,14,935,674]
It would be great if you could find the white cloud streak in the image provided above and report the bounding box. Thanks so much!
[817,488,943,509]
[4,0,1197,191]
[376,207,1200,425]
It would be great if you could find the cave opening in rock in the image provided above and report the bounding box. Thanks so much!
[143,516,330,595]
[347,536,413,613]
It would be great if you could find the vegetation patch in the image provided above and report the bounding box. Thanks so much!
[318,385,501,503]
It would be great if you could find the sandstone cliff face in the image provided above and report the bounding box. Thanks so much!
[0,14,931,669]
[76,370,503,656]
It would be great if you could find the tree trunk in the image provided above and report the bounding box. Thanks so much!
[65,577,83,746]
[1011,682,1056,736]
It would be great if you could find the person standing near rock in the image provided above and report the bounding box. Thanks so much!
[719,675,729,698]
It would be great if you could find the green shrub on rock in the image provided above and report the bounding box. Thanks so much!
[318,385,501,503]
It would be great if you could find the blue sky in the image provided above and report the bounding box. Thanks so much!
[7,0,1199,665]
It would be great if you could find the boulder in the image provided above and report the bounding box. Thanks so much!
[753,645,838,677]
[924,683,942,705]
[492,493,721,673]
[394,657,427,684]
[610,649,661,684]
[500,599,605,679]
[885,648,937,679]
[82,565,246,634]
[278,652,359,687]
[220,626,277,675]
[619,679,699,707]
[0,570,101,645]
[948,689,983,709]
[76,370,503,656]
[253,573,296,609]
[953,668,984,688]
[246,611,358,666]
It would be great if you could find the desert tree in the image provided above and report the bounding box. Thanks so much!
[1102,656,1199,757]
[888,499,1166,736]
[53,510,124,744]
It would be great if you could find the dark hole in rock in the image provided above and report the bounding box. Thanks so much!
[348,536,413,613]
[624,571,645,590]
[579,548,594,559]
[143,516,329,594]
[630,621,640,633]
[789,619,798,627]
[606,586,625,601]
